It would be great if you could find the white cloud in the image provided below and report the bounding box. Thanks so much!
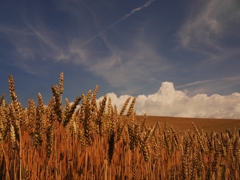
[97,92,130,112]
[98,82,240,119]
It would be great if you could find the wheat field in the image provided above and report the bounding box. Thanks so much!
[0,73,240,179]
[136,116,240,134]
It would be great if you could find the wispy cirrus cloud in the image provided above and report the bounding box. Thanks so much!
[222,75,240,82]
[177,0,240,62]
[0,22,65,61]
[176,79,216,89]
[175,74,240,97]
[68,30,170,94]
[195,75,240,86]
[0,22,72,75]
[0,0,168,95]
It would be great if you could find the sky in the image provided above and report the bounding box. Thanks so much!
[0,0,240,118]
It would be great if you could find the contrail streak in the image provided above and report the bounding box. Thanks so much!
[176,80,215,89]
[80,0,156,47]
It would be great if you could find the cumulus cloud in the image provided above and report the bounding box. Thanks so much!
[97,82,240,119]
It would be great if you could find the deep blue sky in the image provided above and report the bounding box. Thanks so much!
[0,0,240,115]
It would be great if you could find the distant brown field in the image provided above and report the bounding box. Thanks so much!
[135,115,240,133]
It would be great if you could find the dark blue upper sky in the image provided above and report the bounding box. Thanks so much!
[0,0,240,110]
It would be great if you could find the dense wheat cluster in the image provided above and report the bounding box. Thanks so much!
[0,73,240,180]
